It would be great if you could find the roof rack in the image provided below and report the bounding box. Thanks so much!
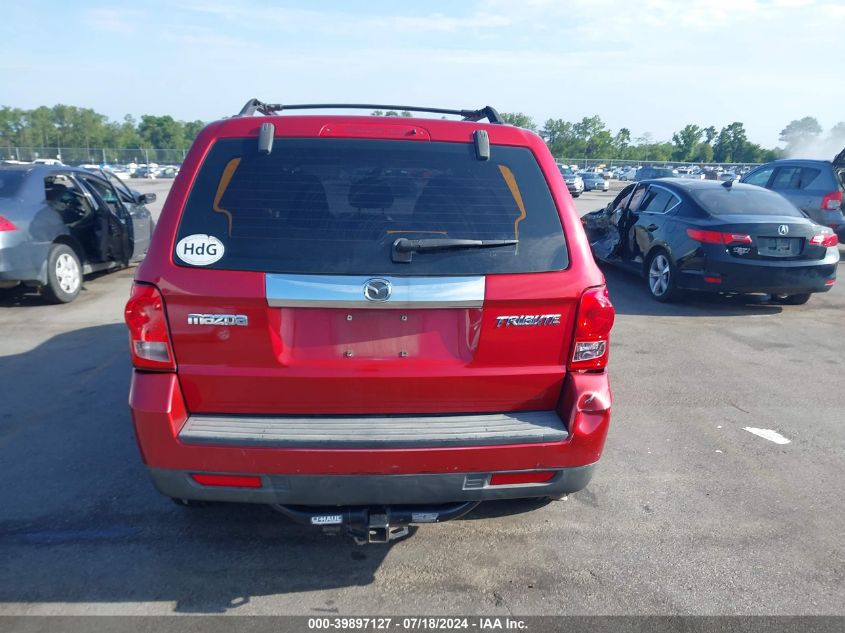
[237,99,504,124]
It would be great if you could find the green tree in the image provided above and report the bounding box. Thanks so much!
[541,119,578,158]
[613,128,631,155]
[138,115,185,149]
[713,123,752,162]
[648,142,675,162]
[635,133,653,161]
[27,106,55,147]
[703,126,717,144]
[573,116,613,158]
[183,120,206,143]
[500,112,537,131]
[672,124,703,162]
[50,104,74,147]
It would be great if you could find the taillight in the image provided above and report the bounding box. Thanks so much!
[809,233,839,247]
[124,283,175,371]
[0,215,17,231]
[569,285,615,371]
[687,228,752,244]
[821,191,842,211]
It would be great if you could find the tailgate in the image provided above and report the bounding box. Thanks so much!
[164,270,580,414]
[163,134,577,415]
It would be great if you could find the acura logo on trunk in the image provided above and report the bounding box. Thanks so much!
[363,278,392,302]
[777,225,789,235]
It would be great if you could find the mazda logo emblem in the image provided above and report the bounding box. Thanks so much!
[363,278,392,302]
[777,225,789,236]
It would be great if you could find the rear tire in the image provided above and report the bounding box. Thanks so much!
[645,249,679,303]
[773,293,811,305]
[42,244,82,304]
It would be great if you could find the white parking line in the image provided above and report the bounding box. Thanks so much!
[743,427,791,445]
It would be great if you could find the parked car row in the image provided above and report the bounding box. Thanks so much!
[557,164,613,195]
[584,164,759,182]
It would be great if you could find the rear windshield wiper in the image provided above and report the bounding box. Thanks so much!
[392,237,518,263]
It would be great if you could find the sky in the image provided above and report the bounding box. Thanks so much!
[1,0,844,149]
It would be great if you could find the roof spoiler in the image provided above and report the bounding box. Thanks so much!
[236,99,504,124]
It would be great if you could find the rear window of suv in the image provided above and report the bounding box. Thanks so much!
[175,138,568,275]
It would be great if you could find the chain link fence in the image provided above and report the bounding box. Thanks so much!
[556,157,763,171]
[2,147,763,173]
[0,147,186,166]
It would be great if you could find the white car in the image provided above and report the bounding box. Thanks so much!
[676,168,705,180]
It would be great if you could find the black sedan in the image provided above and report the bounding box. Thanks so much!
[0,164,156,303]
[582,179,839,304]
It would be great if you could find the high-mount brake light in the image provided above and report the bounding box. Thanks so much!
[0,215,17,231]
[809,233,839,247]
[569,285,614,371]
[821,191,842,211]
[124,283,175,371]
[686,228,752,244]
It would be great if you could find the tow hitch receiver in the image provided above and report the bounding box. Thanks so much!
[272,502,479,544]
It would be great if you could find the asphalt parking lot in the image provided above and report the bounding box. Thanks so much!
[1,179,843,616]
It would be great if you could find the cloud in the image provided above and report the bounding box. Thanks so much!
[5,0,844,147]
[83,8,137,34]
[176,2,512,36]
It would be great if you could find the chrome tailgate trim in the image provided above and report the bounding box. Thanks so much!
[179,411,567,448]
[265,273,485,308]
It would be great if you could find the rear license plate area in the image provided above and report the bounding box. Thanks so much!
[758,237,801,257]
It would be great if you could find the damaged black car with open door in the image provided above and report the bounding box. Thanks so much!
[0,164,155,303]
[582,178,839,304]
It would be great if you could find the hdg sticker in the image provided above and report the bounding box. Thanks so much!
[175,234,224,265]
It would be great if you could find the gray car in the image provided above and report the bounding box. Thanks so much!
[0,164,156,302]
[558,166,584,197]
[581,172,609,192]
[741,150,845,238]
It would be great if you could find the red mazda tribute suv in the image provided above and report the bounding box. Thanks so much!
[125,100,614,542]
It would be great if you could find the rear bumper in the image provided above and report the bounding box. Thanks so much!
[679,250,838,294]
[0,241,45,284]
[178,411,568,448]
[129,371,612,504]
[149,465,595,505]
